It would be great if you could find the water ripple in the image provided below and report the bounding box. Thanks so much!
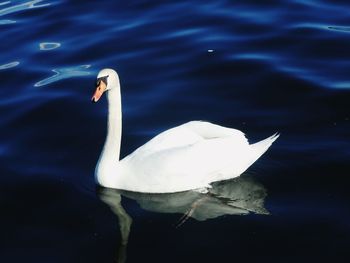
[39,42,61,50]
[0,0,51,24]
[233,52,350,90]
[293,23,350,34]
[0,61,19,70]
[34,65,92,87]
[0,19,14,24]
[328,26,350,33]
[0,1,11,6]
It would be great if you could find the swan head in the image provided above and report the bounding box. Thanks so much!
[91,68,120,102]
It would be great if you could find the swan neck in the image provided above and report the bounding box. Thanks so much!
[103,87,122,162]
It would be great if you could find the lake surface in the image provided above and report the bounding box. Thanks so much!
[1,0,349,262]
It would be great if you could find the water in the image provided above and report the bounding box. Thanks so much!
[1,0,349,262]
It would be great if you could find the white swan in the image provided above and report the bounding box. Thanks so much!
[92,68,279,193]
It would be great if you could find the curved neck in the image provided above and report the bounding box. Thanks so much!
[100,87,122,162]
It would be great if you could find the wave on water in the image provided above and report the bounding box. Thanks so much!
[0,0,51,24]
[34,64,92,87]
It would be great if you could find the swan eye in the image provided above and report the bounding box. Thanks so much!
[96,75,109,87]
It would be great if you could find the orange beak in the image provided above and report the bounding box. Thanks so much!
[91,80,107,103]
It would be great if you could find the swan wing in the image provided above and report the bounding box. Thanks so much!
[123,121,248,158]
[119,121,259,193]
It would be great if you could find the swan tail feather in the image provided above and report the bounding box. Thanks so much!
[249,133,280,162]
[207,133,279,184]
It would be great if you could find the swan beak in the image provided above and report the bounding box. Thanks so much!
[91,81,107,103]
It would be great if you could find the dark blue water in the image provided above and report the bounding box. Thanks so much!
[1,0,350,262]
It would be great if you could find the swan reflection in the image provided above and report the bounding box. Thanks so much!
[98,176,268,262]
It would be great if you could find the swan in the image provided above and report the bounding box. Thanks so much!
[92,68,279,193]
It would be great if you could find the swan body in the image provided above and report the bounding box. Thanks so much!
[92,68,279,193]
